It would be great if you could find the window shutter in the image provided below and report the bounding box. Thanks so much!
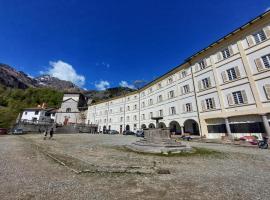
[201,100,206,111]
[222,71,228,83]
[264,84,270,100]
[195,63,199,72]
[241,90,248,104]
[203,59,207,67]
[207,77,212,87]
[228,45,234,56]
[255,58,264,71]
[198,81,202,91]
[190,103,193,111]
[187,84,190,92]
[211,98,216,109]
[216,52,222,62]
[182,104,186,113]
[246,35,255,47]
[227,94,234,106]
[263,26,270,38]
[181,87,184,95]
[234,66,241,78]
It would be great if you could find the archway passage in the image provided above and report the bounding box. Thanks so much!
[126,124,130,131]
[120,125,123,134]
[158,122,166,129]
[149,123,155,129]
[169,121,181,135]
[141,124,147,129]
[103,125,106,133]
[184,119,200,135]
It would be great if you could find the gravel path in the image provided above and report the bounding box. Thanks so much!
[0,134,270,200]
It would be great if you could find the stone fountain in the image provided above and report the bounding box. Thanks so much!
[126,117,192,154]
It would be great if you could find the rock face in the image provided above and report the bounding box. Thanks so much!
[0,63,80,91]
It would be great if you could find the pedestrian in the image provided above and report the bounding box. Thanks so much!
[43,129,48,140]
[49,127,54,139]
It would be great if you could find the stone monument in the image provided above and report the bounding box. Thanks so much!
[126,117,192,154]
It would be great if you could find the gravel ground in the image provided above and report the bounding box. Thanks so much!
[0,134,270,200]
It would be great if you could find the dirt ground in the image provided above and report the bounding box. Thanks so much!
[0,134,270,200]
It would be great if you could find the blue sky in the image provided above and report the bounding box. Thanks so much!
[0,0,269,90]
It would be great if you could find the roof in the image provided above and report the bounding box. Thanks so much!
[24,107,56,111]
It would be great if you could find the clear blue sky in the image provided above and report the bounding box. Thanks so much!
[0,0,269,90]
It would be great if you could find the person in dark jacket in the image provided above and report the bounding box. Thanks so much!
[49,127,54,139]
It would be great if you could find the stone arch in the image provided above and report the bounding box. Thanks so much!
[102,125,106,133]
[158,122,166,129]
[169,121,181,135]
[141,124,147,129]
[149,123,155,129]
[184,119,200,135]
[126,124,130,131]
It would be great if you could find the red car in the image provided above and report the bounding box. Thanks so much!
[0,128,8,135]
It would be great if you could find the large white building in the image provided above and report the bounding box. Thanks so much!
[87,10,270,139]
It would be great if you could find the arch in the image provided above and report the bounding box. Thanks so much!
[141,124,147,129]
[184,119,200,135]
[149,123,155,129]
[158,122,166,129]
[108,125,111,130]
[102,125,106,133]
[126,124,130,131]
[169,121,181,135]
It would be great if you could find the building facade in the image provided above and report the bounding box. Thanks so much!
[20,108,55,123]
[87,11,270,139]
[56,93,88,125]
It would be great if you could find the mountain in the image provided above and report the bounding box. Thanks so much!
[0,63,80,91]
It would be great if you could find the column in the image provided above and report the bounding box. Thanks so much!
[180,126,184,135]
[224,118,232,137]
[261,114,270,137]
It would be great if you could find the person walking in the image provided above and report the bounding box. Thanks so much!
[43,129,48,140]
[49,127,54,139]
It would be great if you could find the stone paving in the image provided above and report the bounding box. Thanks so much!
[0,134,270,200]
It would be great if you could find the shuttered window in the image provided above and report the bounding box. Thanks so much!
[202,78,211,89]
[261,54,270,68]
[221,48,231,59]
[253,30,267,44]
[231,90,248,105]
[199,60,206,70]
[205,98,215,110]
[168,90,175,98]
[227,67,237,80]
[169,107,176,115]
[264,84,270,100]
[185,103,192,112]
[183,85,190,94]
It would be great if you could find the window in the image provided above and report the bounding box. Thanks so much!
[221,48,231,59]
[142,102,145,108]
[24,112,28,115]
[149,88,153,93]
[134,115,137,121]
[141,92,145,97]
[185,103,192,112]
[168,77,173,84]
[120,107,123,112]
[157,95,163,102]
[182,71,187,78]
[202,78,211,89]
[158,109,163,117]
[226,67,237,80]
[142,114,145,120]
[110,109,112,113]
[183,85,190,94]
[127,97,130,101]
[109,118,112,123]
[134,104,137,110]
[158,83,162,89]
[262,54,270,68]
[120,117,123,122]
[199,60,206,70]
[126,116,130,122]
[127,106,130,111]
[227,90,248,105]
[66,108,71,113]
[149,112,153,119]
[232,91,244,104]
[134,95,137,99]
[168,90,175,98]
[170,107,176,115]
[253,30,267,44]
[104,119,106,123]
[149,99,153,105]
[264,84,270,100]
[204,98,215,110]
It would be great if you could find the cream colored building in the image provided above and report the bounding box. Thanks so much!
[87,10,270,139]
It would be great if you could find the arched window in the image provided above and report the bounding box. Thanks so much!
[66,108,71,113]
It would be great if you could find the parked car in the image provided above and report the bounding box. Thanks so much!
[0,128,8,135]
[12,128,24,135]
[108,130,119,134]
[135,130,144,137]
[123,130,135,135]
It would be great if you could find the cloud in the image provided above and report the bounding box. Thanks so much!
[119,81,135,89]
[42,60,85,87]
[95,80,110,90]
[96,61,110,68]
